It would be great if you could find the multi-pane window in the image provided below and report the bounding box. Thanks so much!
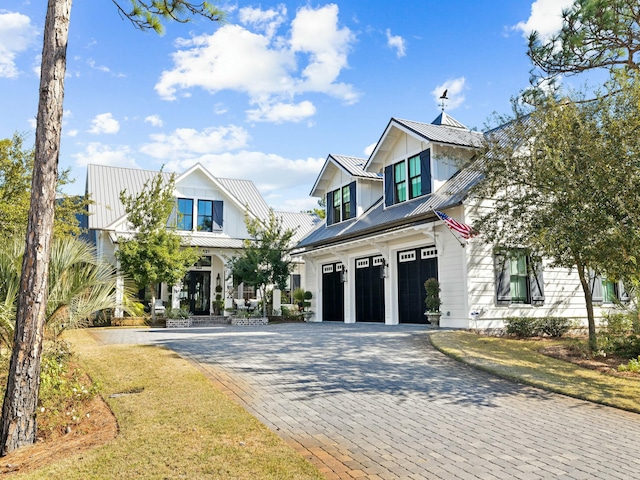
[341,185,351,220]
[509,252,529,303]
[408,155,421,199]
[326,182,356,226]
[197,200,213,232]
[332,190,342,223]
[177,198,193,231]
[495,249,544,305]
[394,161,406,203]
[602,280,617,303]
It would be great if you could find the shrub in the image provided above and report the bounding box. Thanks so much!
[598,312,640,358]
[504,317,540,337]
[618,356,640,373]
[166,307,191,319]
[538,317,572,337]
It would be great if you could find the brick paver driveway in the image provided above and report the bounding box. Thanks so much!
[93,323,640,480]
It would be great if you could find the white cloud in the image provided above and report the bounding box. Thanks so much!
[386,29,406,58]
[88,113,120,134]
[155,4,358,123]
[364,142,376,157]
[140,125,250,159]
[238,4,287,38]
[87,59,110,73]
[66,129,79,137]
[431,78,466,111]
[73,143,139,168]
[513,0,573,40]
[246,100,316,123]
[144,115,163,127]
[0,11,39,78]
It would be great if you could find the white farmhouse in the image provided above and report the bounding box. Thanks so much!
[85,163,320,316]
[295,113,627,328]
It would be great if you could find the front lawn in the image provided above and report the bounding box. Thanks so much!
[430,331,640,414]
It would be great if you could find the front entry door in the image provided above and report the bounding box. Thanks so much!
[182,271,211,315]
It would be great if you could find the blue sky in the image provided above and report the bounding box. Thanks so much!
[1,0,577,212]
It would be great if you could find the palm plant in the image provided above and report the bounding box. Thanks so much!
[0,235,132,349]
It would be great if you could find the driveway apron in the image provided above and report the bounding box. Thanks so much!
[92,323,640,480]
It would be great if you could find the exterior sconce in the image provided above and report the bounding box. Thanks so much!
[379,260,387,279]
[216,273,221,288]
[341,269,348,283]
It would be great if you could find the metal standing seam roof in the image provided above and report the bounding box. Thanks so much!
[87,164,276,230]
[393,118,485,149]
[276,211,323,244]
[296,164,483,249]
[331,155,383,180]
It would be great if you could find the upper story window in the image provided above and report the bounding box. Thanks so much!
[385,149,431,207]
[408,155,421,199]
[326,181,356,226]
[177,198,193,231]
[394,161,406,203]
[494,249,545,306]
[341,184,351,220]
[197,200,223,232]
[175,198,223,232]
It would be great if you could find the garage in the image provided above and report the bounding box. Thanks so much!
[355,255,385,322]
[397,246,438,324]
[322,262,344,321]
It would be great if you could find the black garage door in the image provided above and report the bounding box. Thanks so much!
[322,262,344,321]
[397,246,438,324]
[355,255,385,322]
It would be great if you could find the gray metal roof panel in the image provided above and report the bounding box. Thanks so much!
[297,164,482,249]
[331,155,382,179]
[217,177,272,220]
[394,118,484,149]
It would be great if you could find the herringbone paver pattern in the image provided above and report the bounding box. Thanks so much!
[93,323,640,479]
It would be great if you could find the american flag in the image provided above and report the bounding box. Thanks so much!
[434,210,474,239]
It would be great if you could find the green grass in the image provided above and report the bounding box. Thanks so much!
[430,331,640,414]
[14,329,323,480]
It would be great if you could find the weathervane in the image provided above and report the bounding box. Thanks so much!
[439,89,448,112]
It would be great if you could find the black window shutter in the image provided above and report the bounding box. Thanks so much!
[326,191,334,225]
[384,165,393,207]
[495,253,511,304]
[529,259,545,305]
[589,270,604,303]
[419,149,432,196]
[213,200,223,229]
[349,181,356,219]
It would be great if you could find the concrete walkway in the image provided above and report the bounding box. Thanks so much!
[92,323,640,480]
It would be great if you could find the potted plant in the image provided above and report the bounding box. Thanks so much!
[293,287,306,312]
[424,277,442,327]
[214,285,223,315]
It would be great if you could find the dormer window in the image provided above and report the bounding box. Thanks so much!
[327,181,356,226]
[385,149,432,207]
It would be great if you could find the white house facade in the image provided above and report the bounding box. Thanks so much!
[85,163,320,315]
[295,113,627,328]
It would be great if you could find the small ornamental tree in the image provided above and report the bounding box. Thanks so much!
[228,211,296,318]
[116,172,199,323]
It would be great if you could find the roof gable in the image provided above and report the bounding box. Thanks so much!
[88,164,270,230]
[309,154,380,198]
[365,115,484,173]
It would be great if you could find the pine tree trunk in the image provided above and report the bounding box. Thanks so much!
[0,0,71,455]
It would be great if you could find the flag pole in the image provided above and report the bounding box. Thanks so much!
[432,209,466,248]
